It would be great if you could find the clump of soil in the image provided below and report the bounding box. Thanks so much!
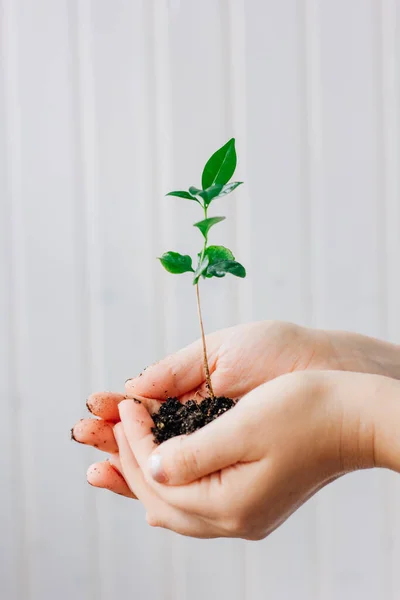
[151,396,236,444]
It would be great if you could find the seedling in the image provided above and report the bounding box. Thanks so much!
[159,138,246,401]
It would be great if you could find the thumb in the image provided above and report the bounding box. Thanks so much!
[148,406,246,486]
[125,331,222,400]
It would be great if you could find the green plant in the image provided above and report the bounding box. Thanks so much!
[159,138,246,399]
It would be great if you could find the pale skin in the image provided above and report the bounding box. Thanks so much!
[72,321,400,538]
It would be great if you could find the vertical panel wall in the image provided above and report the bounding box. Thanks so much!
[0,1,399,598]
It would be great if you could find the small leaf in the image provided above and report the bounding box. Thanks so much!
[159,251,194,274]
[200,184,223,206]
[189,184,223,206]
[205,245,235,264]
[193,255,209,284]
[217,181,243,198]
[166,190,200,203]
[197,182,243,204]
[188,186,203,196]
[202,138,237,189]
[202,246,235,279]
[194,216,226,238]
[207,260,246,278]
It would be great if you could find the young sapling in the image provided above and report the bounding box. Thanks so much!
[153,138,246,443]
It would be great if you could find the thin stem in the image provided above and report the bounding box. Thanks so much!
[195,281,215,399]
[198,204,208,265]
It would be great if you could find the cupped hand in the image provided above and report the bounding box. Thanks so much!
[72,321,324,493]
[72,321,399,497]
[113,370,378,539]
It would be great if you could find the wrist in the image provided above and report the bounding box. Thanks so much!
[329,372,400,474]
[361,375,400,473]
[324,330,400,380]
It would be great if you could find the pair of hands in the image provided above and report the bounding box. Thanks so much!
[72,321,400,539]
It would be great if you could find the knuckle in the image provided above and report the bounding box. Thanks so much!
[222,507,250,537]
[244,529,266,542]
[124,380,135,394]
[174,445,201,480]
[146,513,163,528]
[281,370,326,399]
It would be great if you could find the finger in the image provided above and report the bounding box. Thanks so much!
[179,378,237,404]
[108,453,132,486]
[114,423,221,538]
[86,460,137,499]
[114,422,159,503]
[124,331,224,400]
[147,403,250,486]
[109,448,140,497]
[86,392,126,421]
[118,400,158,475]
[108,453,123,474]
[71,418,118,453]
[125,395,162,416]
[87,391,161,421]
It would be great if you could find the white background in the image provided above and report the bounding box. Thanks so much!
[1,1,400,599]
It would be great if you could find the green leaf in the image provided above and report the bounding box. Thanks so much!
[188,186,202,196]
[193,255,209,284]
[189,180,242,206]
[217,181,243,198]
[202,138,237,189]
[200,184,223,206]
[207,260,246,278]
[159,251,194,274]
[205,245,235,264]
[202,246,235,279]
[189,184,223,206]
[166,190,200,203]
[193,216,226,238]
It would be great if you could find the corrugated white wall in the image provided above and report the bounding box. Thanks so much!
[1,1,400,598]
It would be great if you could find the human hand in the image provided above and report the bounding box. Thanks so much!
[72,321,400,496]
[73,321,325,494]
[113,369,385,539]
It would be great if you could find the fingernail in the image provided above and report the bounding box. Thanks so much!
[70,427,82,443]
[149,453,167,483]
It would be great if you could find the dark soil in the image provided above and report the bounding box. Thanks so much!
[151,396,236,444]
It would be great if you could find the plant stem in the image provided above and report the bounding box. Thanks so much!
[195,281,215,399]
[194,202,215,398]
[198,204,209,266]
